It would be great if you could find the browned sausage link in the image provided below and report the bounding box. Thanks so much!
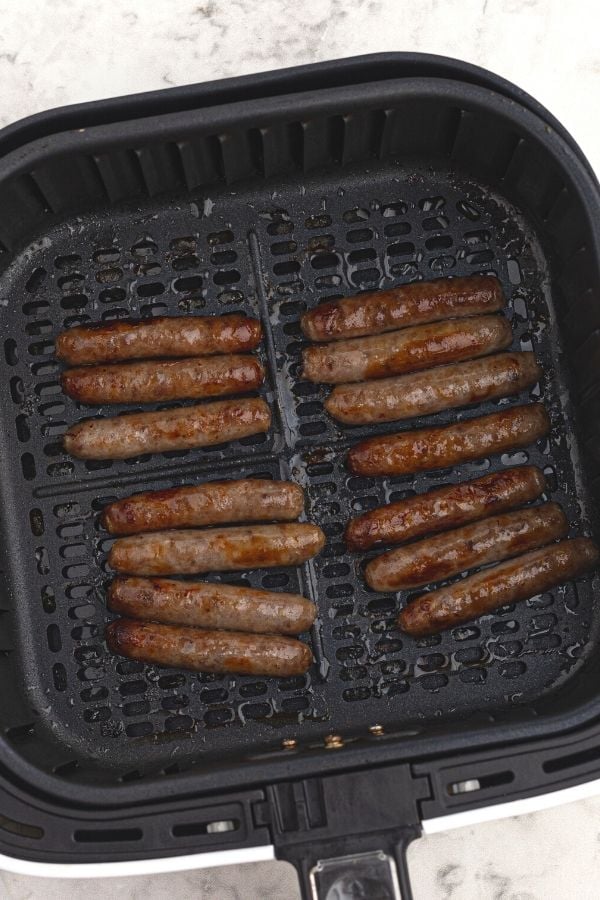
[304,315,512,384]
[102,479,304,535]
[327,353,540,426]
[300,275,504,342]
[55,314,262,365]
[61,355,264,405]
[366,502,567,592]
[347,404,550,477]
[109,577,317,634]
[63,398,271,460]
[106,619,313,676]
[398,537,599,637]
[345,465,546,552]
[108,523,326,575]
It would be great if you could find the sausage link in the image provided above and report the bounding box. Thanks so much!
[366,502,567,592]
[63,398,271,460]
[109,577,316,634]
[103,479,304,535]
[347,404,550,477]
[301,275,504,342]
[327,352,540,425]
[397,537,599,637]
[56,314,262,365]
[106,619,313,676]
[345,465,546,551]
[61,355,264,405]
[304,315,511,384]
[108,523,326,575]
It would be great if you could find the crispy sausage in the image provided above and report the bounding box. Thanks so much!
[108,577,316,634]
[108,523,326,575]
[366,502,567,592]
[106,619,313,676]
[303,315,512,384]
[345,465,546,552]
[397,537,599,637]
[326,353,540,425]
[102,479,304,535]
[56,314,262,365]
[61,355,264,405]
[300,275,504,342]
[63,398,271,460]
[347,404,550,477]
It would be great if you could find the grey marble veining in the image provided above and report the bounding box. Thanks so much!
[0,1,598,898]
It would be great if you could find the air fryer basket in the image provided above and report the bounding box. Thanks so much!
[0,55,600,893]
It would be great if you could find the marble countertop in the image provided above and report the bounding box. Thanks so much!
[1,1,598,898]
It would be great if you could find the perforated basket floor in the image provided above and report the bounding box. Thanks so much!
[1,161,598,782]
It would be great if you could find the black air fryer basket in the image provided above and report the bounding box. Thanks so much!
[1,54,600,899]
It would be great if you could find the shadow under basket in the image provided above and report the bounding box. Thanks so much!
[0,54,600,890]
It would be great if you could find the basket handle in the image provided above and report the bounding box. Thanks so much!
[268,763,425,900]
[291,835,417,900]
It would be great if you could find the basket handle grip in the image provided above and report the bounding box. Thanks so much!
[269,763,425,899]
[292,834,417,900]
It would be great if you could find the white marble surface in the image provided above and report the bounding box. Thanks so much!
[0,1,599,898]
